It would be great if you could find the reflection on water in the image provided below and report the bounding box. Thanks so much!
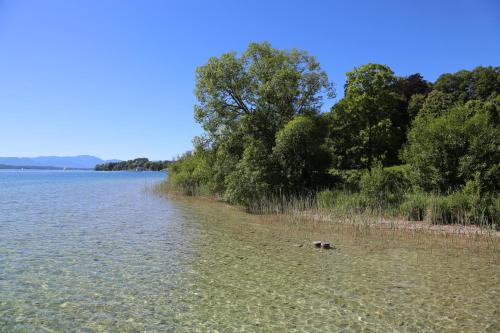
[0,171,499,332]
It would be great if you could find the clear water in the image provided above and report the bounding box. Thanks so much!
[0,170,499,332]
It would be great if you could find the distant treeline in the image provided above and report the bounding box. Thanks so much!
[95,158,170,171]
[164,42,499,227]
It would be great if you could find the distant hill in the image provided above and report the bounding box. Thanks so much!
[0,164,64,170]
[0,155,121,169]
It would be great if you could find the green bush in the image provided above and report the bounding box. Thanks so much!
[329,168,364,191]
[400,192,428,221]
[167,153,200,196]
[224,138,275,206]
[359,164,411,207]
[460,176,500,226]
[315,189,338,209]
[404,98,499,192]
[315,190,369,214]
[426,195,453,224]
[490,196,500,230]
[426,191,475,225]
[425,187,499,226]
[273,115,331,193]
[166,150,217,197]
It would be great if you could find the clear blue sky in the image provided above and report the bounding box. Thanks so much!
[1,0,499,160]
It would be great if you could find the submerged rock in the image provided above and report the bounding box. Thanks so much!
[321,242,332,249]
[313,241,334,249]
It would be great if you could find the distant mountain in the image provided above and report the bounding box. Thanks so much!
[0,164,64,170]
[0,155,121,169]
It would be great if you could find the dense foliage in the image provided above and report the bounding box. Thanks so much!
[166,42,499,226]
[95,158,170,171]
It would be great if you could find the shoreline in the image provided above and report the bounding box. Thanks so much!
[157,190,500,241]
[303,211,500,238]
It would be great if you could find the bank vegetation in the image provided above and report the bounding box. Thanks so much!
[160,42,499,230]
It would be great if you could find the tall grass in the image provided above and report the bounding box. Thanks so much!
[316,189,498,230]
[154,179,218,199]
[155,178,499,238]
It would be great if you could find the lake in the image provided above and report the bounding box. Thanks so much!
[0,170,498,332]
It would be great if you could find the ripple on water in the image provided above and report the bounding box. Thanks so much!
[0,171,499,332]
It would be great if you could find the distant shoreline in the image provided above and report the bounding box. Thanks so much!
[94,158,170,172]
[95,169,167,172]
[0,166,167,172]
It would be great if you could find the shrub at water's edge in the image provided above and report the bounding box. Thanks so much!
[160,42,499,228]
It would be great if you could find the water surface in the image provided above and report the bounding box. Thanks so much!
[0,170,498,332]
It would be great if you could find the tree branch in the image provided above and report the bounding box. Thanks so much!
[226,88,251,114]
[296,81,319,114]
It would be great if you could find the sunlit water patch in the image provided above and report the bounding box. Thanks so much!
[0,171,498,332]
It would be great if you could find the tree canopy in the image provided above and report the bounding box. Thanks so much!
[327,64,405,169]
[194,42,334,148]
[178,42,335,204]
[166,43,499,223]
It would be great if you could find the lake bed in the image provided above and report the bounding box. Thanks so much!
[0,171,498,332]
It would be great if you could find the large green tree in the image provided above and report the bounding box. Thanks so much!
[404,97,499,192]
[418,90,455,117]
[272,115,331,193]
[187,42,334,204]
[398,73,432,102]
[194,42,334,149]
[433,66,499,103]
[327,63,404,170]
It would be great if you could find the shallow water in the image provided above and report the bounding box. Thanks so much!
[0,170,499,332]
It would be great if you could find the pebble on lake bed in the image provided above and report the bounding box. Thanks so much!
[313,241,334,249]
[321,242,332,249]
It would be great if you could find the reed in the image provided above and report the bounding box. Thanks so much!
[154,179,499,242]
